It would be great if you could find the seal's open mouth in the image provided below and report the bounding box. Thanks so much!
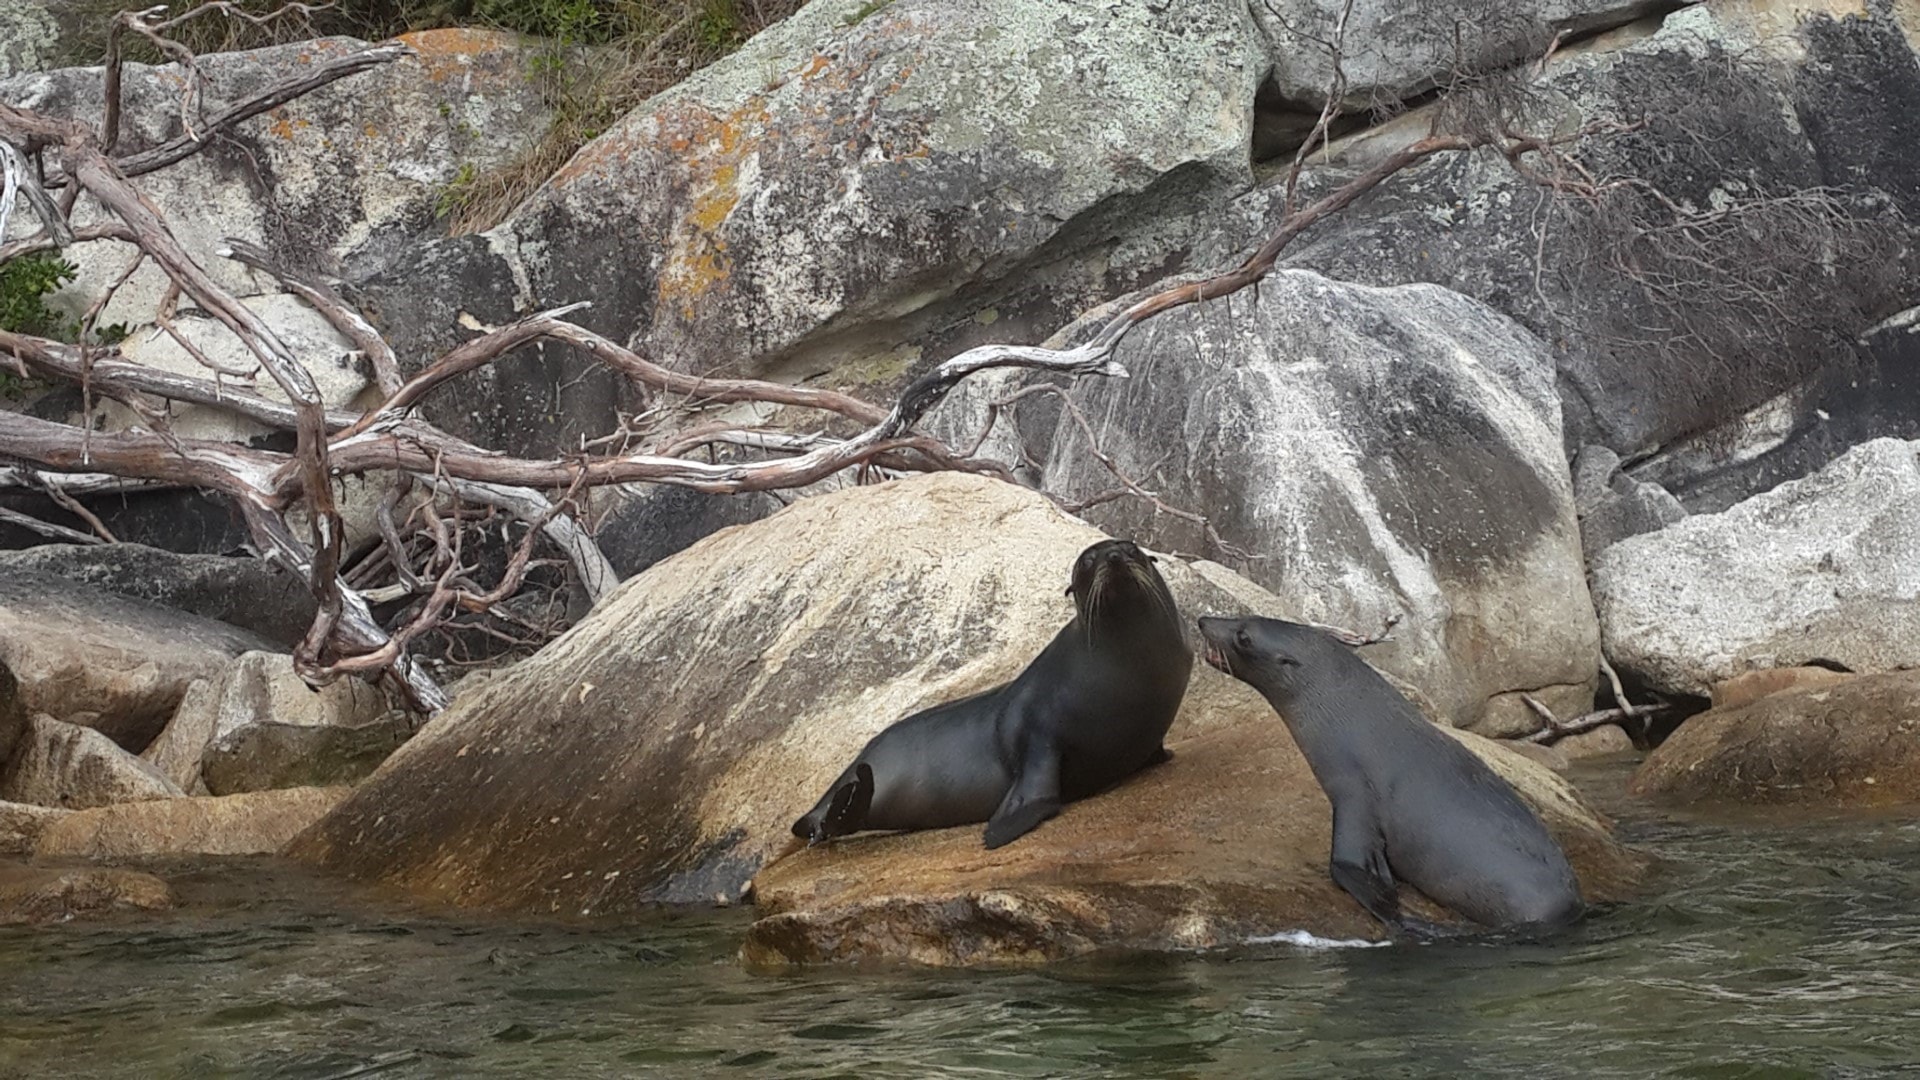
[1203,638,1230,674]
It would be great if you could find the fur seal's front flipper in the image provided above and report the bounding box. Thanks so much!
[809,763,875,846]
[982,740,1063,850]
[1328,802,1405,926]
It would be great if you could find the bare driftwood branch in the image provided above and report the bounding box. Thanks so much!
[0,506,107,545]
[1521,691,1671,745]
[221,237,402,398]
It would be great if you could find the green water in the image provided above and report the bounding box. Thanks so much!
[5,762,1920,1079]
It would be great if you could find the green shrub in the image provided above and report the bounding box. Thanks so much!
[0,253,79,340]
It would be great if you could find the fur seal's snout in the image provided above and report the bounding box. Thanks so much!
[1196,616,1237,675]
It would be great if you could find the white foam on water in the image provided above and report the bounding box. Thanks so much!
[1242,929,1392,950]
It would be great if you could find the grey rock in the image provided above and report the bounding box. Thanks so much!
[142,651,401,795]
[0,0,63,79]
[1251,0,1666,107]
[0,568,277,750]
[1227,0,1920,469]
[1,29,554,330]
[1593,438,1920,698]
[1034,269,1600,737]
[0,714,184,809]
[350,0,1268,455]
[591,484,788,580]
[0,544,317,647]
[1570,444,1685,561]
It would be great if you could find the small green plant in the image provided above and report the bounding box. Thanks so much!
[0,253,79,340]
[436,161,482,219]
[844,0,893,26]
[694,0,744,49]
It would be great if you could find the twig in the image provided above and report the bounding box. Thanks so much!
[30,471,120,542]
[0,506,107,545]
[222,238,401,397]
[49,41,412,186]
[1313,612,1401,647]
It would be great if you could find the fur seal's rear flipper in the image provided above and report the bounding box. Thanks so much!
[982,741,1062,850]
[809,763,875,846]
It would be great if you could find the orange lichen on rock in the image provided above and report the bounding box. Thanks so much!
[398,27,515,83]
[265,110,311,140]
[655,101,772,319]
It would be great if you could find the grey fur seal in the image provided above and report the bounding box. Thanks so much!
[792,539,1192,850]
[1197,615,1584,936]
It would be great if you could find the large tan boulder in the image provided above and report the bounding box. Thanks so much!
[0,567,276,751]
[1630,671,1920,808]
[33,787,349,858]
[0,715,183,809]
[291,472,1639,949]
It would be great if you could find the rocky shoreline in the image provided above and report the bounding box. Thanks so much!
[2,0,1917,958]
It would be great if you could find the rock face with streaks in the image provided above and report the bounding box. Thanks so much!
[1593,439,1920,699]
[290,471,1640,950]
[1247,0,1920,492]
[1039,270,1600,737]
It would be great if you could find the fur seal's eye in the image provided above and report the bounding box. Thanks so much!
[1235,628,1252,650]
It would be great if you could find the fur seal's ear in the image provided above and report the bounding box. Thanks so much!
[1064,581,1075,597]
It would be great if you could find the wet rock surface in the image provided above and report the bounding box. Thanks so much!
[33,786,350,858]
[746,725,1642,966]
[1631,671,1920,809]
[0,863,172,925]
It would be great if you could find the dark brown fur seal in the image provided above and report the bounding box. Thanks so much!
[1198,615,1584,936]
[791,539,1191,850]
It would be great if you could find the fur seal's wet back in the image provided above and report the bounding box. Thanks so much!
[792,540,1191,850]
[1198,615,1584,936]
